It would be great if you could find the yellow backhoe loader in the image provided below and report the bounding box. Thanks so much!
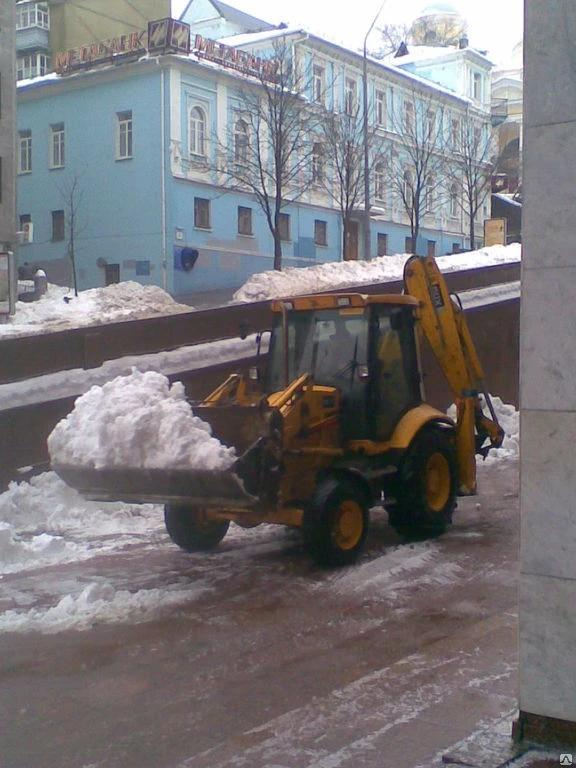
[54,256,504,566]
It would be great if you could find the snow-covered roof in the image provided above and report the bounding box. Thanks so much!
[389,43,492,68]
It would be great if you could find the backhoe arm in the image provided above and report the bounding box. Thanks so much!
[403,255,504,494]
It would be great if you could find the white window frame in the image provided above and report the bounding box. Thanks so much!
[344,77,357,116]
[404,100,415,134]
[403,169,414,203]
[313,64,325,104]
[425,175,436,214]
[189,106,207,157]
[238,206,253,236]
[18,130,32,174]
[376,90,386,127]
[49,123,65,169]
[233,119,249,166]
[451,117,461,151]
[116,110,133,160]
[450,182,459,217]
[16,2,49,30]
[17,52,50,80]
[472,71,482,101]
[312,142,325,184]
[374,161,386,201]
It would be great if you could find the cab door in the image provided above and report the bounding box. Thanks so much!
[370,306,422,440]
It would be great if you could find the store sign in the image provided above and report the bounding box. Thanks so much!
[55,19,190,74]
[193,34,277,81]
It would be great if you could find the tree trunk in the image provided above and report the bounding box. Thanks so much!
[273,234,283,271]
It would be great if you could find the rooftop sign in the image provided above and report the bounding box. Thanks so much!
[193,34,277,82]
[54,19,191,74]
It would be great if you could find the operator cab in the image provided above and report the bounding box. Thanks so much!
[266,295,423,442]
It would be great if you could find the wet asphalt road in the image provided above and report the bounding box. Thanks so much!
[0,461,520,768]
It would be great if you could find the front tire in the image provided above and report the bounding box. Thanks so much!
[304,478,369,566]
[164,506,230,552]
[386,427,457,540]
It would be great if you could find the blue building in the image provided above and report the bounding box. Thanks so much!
[16,1,494,299]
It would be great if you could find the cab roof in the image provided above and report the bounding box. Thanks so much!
[271,293,419,312]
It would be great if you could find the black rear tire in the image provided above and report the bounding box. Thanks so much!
[164,506,230,552]
[303,478,369,566]
[386,427,457,540]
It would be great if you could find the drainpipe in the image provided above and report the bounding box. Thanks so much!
[160,67,167,292]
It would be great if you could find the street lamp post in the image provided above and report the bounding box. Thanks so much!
[363,1,388,261]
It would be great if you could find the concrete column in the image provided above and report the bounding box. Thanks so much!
[517,0,576,746]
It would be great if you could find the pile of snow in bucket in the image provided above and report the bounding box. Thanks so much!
[47,369,236,470]
[447,394,519,464]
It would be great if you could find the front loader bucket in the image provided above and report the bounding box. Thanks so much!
[53,464,258,507]
[52,401,283,510]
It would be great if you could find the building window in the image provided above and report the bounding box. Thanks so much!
[51,210,65,241]
[344,77,357,116]
[314,219,327,246]
[374,161,386,201]
[377,233,388,256]
[450,183,459,217]
[376,90,386,127]
[18,130,32,174]
[403,169,414,203]
[105,264,120,285]
[16,3,49,30]
[405,236,414,254]
[50,123,65,169]
[234,119,249,166]
[19,214,32,244]
[238,206,252,235]
[425,175,436,213]
[451,117,461,150]
[427,240,436,257]
[189,106,206,157]
[426,110,436,139]
[194,197,211,229]
[278,213,291,241]
[116,110,133,159]
[404,100,414,134]
[312,142,325,184]
[472,72,482,101]
[17,52,50,81]
[313,64,325,104]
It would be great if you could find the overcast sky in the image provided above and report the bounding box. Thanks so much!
[179,0,524,64]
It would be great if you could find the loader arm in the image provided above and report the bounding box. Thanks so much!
[403,255,504,494]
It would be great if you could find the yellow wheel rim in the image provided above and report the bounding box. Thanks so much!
[424,453,451,512]
[333,500,364,551]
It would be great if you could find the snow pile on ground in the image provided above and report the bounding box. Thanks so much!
[47,369,237,470]
[233,243,521,302]
[1,280,192,338]
[0,471,162,575]
[447,394,519,464]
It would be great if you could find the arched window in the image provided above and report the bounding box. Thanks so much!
[374,162,386,201]
[234,119,249,166]
[189,106,206,157]
[450,182,459,217]
[312,142,325,183]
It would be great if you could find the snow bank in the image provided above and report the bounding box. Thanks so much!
[47,369,236,471]
[233,243,521,303]
[2,280,192,338]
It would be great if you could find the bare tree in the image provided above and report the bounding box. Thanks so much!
[319,103,369,260]
[56,174,87,296]
[371,23,413,59]
[386,91,446,253]
[444,108,496,248]
[217,38,320,270]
